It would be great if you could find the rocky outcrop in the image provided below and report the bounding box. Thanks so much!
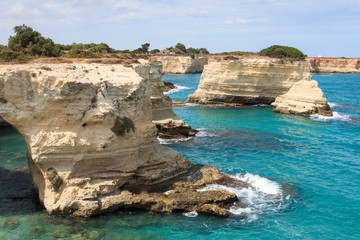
[136,61,197,138]
[0,63,191,216]
[151,56,208,74]
[163,81,176,92]
[272,80,333,116]
[188,58,312,105]
[307,57,360,73]
[0,63,241,217]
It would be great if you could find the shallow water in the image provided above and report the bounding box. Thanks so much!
[0,73,359,239]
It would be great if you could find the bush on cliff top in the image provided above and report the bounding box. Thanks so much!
[0,51,32,62]
[63,49,99,58]
[259,45,306,60]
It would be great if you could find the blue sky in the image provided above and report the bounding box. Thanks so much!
[0,0,359,57]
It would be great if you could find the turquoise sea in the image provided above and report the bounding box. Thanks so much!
[1,73,359,239]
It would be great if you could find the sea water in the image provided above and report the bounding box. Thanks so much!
[0,73,359,239]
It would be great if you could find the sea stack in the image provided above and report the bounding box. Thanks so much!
[187,58,332,116]
[137,60,197,138]
[272,80,333,116]
[0,63,241,217]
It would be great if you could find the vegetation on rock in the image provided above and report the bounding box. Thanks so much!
[63,49,99,58]
[8,24,60,57]
[259,45,306,60]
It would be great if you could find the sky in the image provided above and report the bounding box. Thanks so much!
[0,0,359,57]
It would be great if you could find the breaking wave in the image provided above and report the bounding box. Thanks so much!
[164,85,191,95]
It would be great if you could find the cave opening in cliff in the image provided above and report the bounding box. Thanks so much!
[0,124,40,216]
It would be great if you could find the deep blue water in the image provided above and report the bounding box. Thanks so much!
[0,73,359,239]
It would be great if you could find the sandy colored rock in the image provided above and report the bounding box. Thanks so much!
[136,60,197,138]
[151,56,208,74]
[188,58,312,105]
[307,57,360,73]
[0,63,192,216]
[272,80,333,116]
[163,81,176,92]
[99,165,242,217]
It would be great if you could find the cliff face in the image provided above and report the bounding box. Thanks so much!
[137,60,197,138]
[0,63,192,216]
[307,57,360,73]
[188,58,312,105]
[0,63,244,217]
[272,80,332,116]
[151,56,208,74]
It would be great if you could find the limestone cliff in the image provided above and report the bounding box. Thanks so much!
[136,60,197,138]
[151,56,208,74]
[0,64,192,216]
[272,80,333,116]
[307,57,360,73]
[188,58,312,105]
[0,63,243,217]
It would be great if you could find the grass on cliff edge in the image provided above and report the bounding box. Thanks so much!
[0,51,34,62]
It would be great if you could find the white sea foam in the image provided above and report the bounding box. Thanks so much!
[310,111,351,122]
[196,130,217,138]
[231,173,281,195]
[328,102,339,108]
[164,85,191,95]
[157,136,193,144]
[198,173,288,221]
[183,211,198,218]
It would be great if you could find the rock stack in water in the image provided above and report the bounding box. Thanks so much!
[187,58,332,116]
[137,60,197,138]
[272,80,333,116]
[0,63,239,216]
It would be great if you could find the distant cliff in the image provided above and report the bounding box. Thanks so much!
[307,57,360,73]
[151,56,208,74]
[188,58,332,116]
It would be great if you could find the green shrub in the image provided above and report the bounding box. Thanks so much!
[259,45,306,60]
[0,51,32,62]
[64,49,99,58]
[224,56,239,60]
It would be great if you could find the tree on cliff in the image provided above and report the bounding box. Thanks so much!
[259,45,306,60]
[175,43,186,52]
[8,24,60,57]
[141,43,150,53]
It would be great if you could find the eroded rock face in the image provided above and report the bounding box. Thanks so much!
[136,61,197,138]
[307,57,360,73]
[151,56,208,74]
[188,58,312,105]
[272,80,333,116]
[0,63,192,216]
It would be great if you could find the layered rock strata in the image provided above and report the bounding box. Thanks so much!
[151,56,208,74]
[136,61,197,138]
[188,58,312,105]
[272,80,333,116]
[0,63,217,216]
[307,57,360,73]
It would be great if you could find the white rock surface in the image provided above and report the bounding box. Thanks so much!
[272,80,333,116]
[151,56,208,74]
[0,63,190,216]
